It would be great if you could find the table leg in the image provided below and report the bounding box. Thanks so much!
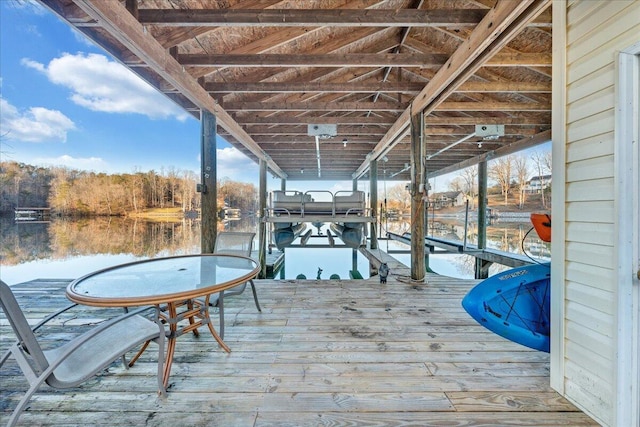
[186,299,199,337]
[206,320,231,353]
[202,294,231,353]
[156,298,230,394]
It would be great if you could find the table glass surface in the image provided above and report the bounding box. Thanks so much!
[68,255,258,301]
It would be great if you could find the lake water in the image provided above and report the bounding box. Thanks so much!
[0,215,550,285]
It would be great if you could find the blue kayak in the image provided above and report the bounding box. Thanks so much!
[462,262,551,352]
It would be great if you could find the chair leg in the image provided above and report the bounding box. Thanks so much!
[7,378,47,427]
[249,279,261,312]
[153,311,167,397]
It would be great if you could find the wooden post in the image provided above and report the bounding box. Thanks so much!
[369,160,378,250]
[475,160,490,279]
[422,113,430,272]
[200,110,217,254]
[258,158,267,279]
[410,111,425,282]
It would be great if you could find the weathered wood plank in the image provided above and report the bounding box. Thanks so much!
[0,277,597,426]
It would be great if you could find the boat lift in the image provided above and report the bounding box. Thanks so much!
[263,190,375,249]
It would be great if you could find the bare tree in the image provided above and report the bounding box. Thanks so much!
[386,183,411,212]
[531,150,551,208]
[459,165,478,208]
[449,177,463,193]
[489,156,514,206]
[181,169,197,211]
[514,155,530,209]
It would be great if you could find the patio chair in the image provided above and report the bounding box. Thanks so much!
[0,280,164,427]
[209,232,261,338]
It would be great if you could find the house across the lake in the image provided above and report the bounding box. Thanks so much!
[428,191,465,210]
[525,174,552,194]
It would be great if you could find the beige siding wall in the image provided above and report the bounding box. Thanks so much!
[563,1,640,425]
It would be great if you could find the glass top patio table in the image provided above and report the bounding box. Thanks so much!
[67,254,260,306]
[66,254,260,394]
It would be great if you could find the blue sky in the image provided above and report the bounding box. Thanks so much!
[0,0,264,184]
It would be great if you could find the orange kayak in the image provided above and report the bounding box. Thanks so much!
[530,213,551,242]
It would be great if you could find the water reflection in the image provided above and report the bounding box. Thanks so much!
[0,215,549,285]
[380,218,550,258]
[379,217,550,278]
[0,216,255,285]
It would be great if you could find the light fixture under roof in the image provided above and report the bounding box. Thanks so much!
[475,124,504,140]
[308,124,337,139]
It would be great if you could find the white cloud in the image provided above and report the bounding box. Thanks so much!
[22,53,189,121]
[8,0,47,15]
[0,97,76,142]
[31,154,109,172]
[216,146,259,182]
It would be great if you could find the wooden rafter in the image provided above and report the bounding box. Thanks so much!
[354,0,552,178]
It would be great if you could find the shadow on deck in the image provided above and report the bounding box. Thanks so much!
[1,275,597,426]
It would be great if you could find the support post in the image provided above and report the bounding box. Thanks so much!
[258,158,267,278]
[422,113,429,273]
[200,110,217,254]
[410,111,425,282]
[352,178,358,191]
[281,178,286,191]
[369,160,378,250]
[475,160,490,279]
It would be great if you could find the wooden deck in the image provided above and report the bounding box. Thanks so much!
[1,275,597,426]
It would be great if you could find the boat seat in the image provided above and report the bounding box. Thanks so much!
[334,191,365,214]
[272,190,306,213]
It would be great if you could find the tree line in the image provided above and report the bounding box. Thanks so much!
[0,161,258,216]
[448,151,552,209]
[378,151,552,214]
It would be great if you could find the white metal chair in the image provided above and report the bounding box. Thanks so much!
[210,232,261,338]
[0,280,164,427]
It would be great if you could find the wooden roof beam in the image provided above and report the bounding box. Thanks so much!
[179,52,549,68]
[200,79,549,94]
[223,101,406,112]
[456,80,550,93]
[237,116,398,125]
[204,81,424,94]
[70,0,286,179]
[189,26,391,79]
[248,135,381,143]
[223,100,549,112]
[137,9,488,27]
